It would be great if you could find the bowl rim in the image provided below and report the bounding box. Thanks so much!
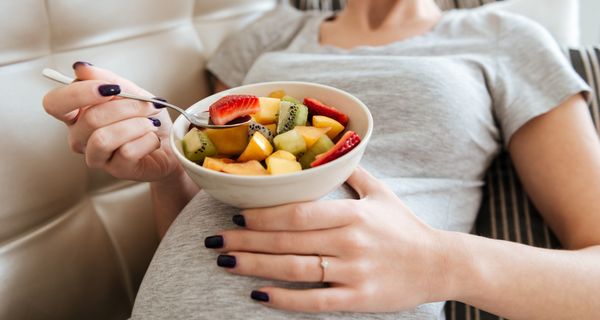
[169,81,373,182]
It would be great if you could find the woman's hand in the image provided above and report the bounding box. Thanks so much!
[42,62,181,182]
[204,167,451,312]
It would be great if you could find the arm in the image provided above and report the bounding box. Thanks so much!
[444,94,600,319]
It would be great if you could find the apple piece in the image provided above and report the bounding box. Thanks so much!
[294,126,330,148]
[252,97,281,125]
[238,131,273,162]
[205,124,249,156]
[203,157,234,172]
[222,160,268,176]
[312,115,345,139]
[266,157,302,175]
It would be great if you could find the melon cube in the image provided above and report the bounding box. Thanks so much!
[273,129,307,156]
[294,126,330,148]
[203,157,234,172]
[268,150,297,161]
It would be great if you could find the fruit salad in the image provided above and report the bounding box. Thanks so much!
[181,91,361,176]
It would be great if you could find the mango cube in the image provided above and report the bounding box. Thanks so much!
[205,124,249,156]
[266,157,302,175]
[238,132,273,162]
[312,115,345,139]
[203,157,234,172]
[222,160,268,176]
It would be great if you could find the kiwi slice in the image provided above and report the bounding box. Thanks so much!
[248,121,274,142]
[299,135,334,169]
[182,128,217,163]
[277,101,308,134]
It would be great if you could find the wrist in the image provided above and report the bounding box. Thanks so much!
[427,229,477,303]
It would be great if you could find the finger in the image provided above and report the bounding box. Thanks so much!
[42,80,119,123]
[85,117,158,168]
[213,229,342,256]
[240,200,357,231]
[70,98,161,148]
[220,252,345,283]
[345,166,386,199]
[251,287,357,313]
[74,63,148,95]
[109,131,161,169]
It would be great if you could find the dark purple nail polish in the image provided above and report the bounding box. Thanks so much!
[217,255,236,268]
[98,84,120,96]
[152,97,167,109]
[204,235,224,249]
[149,117,161,127]
[251,290,269,302]
[232,215,246,227]
[72,61,93,69]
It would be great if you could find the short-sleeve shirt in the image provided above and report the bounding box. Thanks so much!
[132,5,590,320]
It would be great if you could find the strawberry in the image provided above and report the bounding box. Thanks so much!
[311,131,361,167]
[209,95,260,125]
[303,97,349,126]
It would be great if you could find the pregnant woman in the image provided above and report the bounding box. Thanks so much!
[42,0,600,319]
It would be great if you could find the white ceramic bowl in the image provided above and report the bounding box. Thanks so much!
[170,81,373,208]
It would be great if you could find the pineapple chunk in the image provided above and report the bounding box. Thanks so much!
[238,132,273,162]
[266,157,302,175]
[312,115,345,139]
[294,126,330,148]
[205,124,249,155]
[253,97,281,125]
[268,90,286,99]
[268,150,296,161]
[222,160,268,176]
[203,157,234,172]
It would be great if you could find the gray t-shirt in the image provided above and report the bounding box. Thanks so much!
[132,5,590,320]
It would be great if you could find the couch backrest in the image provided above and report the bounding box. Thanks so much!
[0,1,275,319]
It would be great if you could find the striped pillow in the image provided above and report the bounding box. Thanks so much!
[289,1,600,319]
[445,46,600,320]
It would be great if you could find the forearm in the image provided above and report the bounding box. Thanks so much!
[441,231,600,319]
[150,167,199,238]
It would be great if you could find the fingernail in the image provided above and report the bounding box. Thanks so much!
[217,255,236,268]
[204,235,224,249]
[232,215,246,227]
[251,290,269,302]
[152,97,167,109]
[149,117,161,127]
[98,84,120,96]
[72,61,93,69]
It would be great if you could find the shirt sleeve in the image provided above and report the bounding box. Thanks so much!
[492,12,591,147]
[205,5,307,88]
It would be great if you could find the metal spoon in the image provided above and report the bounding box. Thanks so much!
[41,68,251,129]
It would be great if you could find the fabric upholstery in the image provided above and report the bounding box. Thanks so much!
[0,1,275,319]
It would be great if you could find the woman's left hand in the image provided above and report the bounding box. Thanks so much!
[204,167,452,312]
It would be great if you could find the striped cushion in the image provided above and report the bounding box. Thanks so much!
[290,1,600,319]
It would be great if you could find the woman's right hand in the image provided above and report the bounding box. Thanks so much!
[42,62,182,182]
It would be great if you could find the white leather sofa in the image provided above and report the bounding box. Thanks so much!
[0,1,276,319]
[0,0,581,319]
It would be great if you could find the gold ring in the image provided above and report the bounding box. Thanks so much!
[319,255,329,282]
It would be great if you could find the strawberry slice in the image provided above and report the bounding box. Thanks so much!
[303,97,349,126]
[311,131,361,167]
[209,95,260,125]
